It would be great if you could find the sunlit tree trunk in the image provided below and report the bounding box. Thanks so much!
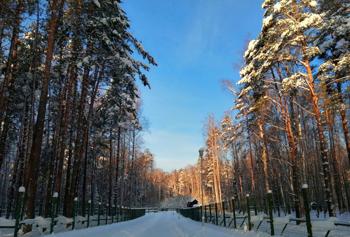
[258,119,271,193]
[271,67,301,219]
[336,82,350,165]
[304,56,334,216]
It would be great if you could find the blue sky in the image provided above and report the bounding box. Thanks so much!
[123,0,264,172]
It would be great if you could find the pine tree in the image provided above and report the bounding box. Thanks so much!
[25,0,65,221]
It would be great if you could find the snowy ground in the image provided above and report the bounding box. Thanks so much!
[1,210,350,236]
[46,211,262,237]
[206,211,350,236]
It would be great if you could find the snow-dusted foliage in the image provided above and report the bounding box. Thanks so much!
[317,0,349,85]
[232,0,350,219]
[0,0,158,227]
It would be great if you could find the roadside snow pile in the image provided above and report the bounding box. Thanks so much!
[0,215,87,237]
[54,216,73,232]
[21,217,50,236]
[74,216,86,228]
[56,216,73,226]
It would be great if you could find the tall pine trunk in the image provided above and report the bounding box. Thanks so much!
[258,120,271,193]
[272,67,301,220]
[81,65,102,215]
[63,85,77,216]
[304,58,334,216]
[67,64,90,216]
[114,127,121,205]
[0,1,23,169]
[25,0,64,221]
[108,130,113,214]
[336,82,350,165]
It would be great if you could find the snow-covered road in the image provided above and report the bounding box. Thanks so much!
[49,211,258,237]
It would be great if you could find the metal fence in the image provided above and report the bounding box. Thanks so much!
[177,185,350,237]
[0,187,146,237]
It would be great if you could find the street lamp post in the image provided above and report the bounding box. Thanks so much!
[199,147,205,224]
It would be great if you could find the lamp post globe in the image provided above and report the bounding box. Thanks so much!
[199,147,205,224]
[199,147,205,158]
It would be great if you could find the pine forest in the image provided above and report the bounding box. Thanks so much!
[0,0,349,236]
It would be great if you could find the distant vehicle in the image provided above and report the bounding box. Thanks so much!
[187,199,198,207]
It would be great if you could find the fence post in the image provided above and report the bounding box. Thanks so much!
[267,190,274,236]
[122,206,124,222]
[50,192,58,233]
[126,207,128,221]
[105,204,108,225]
[14,186,25,237]
[253,198,258,215]
[125,207,127,221]
[209,204,212,223]
[231,197,237,229]
[115,205,118,222]
[112,205,115,223]
[197,207,201,221]
[214,202,218,225]
[98,202,101,226]
[87,200,91,228]
[200,204,203,223]
[222,201,226,227]
[302,184,312,237]
[286,199,291,214]
[246,194,251,231]
[72,197,78,230]
[115,206,118,222]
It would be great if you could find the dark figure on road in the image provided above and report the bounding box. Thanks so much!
[187,199,198,207]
